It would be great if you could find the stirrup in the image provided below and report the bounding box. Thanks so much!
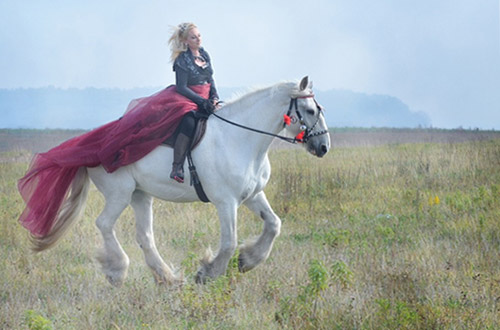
[170,164,184,183]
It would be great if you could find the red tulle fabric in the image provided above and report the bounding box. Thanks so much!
[18,84,210,237]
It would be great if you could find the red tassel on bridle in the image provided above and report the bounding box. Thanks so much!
[283,114,292,126]
[295,131,305,142]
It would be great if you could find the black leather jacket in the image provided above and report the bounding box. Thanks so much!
[173,48,219,106]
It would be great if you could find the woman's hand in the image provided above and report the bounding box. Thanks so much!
[199,99,215,114]
[212,98,222,110]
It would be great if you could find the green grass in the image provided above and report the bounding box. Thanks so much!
[1,137,500,329]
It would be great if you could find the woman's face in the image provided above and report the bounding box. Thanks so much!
[185,27,202,51]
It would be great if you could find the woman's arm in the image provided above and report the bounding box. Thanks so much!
[208,75,219,102]
[202,50,219,102]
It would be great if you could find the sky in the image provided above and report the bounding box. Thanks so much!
[1,0,499,129]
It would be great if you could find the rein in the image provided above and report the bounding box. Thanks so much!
[212,95,328,144]
[212,112,299,144]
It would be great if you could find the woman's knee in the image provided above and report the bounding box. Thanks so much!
[179,114,196,137]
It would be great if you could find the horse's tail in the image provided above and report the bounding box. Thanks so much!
[31,167,90,252]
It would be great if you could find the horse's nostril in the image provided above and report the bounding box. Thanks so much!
[321,144,328,154]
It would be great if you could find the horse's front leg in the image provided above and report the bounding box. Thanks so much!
[239,191,281,272]
[196,202,238,283]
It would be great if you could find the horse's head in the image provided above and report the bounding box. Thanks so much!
[284,76,331,157]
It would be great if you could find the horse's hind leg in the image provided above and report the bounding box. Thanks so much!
[90,167,136,287]
[239,191,281,272]
[95,198,131,287]
[131,190,181,285]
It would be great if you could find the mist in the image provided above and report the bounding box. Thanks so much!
[1,0,499,129]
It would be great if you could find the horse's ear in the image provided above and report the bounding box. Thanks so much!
[299,76,309,91]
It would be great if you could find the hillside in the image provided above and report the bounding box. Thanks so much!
[315,89,430,128]
[1,87,430,129]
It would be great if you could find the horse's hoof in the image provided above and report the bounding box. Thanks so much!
[153,273,185,287]
[238,255,247,273]
[105,274,125,287]
[195,270,207,284]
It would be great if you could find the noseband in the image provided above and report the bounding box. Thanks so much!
[212,94,329,144]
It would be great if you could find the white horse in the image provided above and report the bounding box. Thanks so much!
[33,76,330,286]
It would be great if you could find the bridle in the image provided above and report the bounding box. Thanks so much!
[283,95,329,143]
[212,94,329,144]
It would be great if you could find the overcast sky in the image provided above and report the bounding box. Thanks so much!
[1,0,499,129]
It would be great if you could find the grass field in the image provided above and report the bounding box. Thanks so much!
[1,129,499,329]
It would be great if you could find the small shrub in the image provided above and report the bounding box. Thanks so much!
[330,260,353,288]
[24,310,52,330]
[375,299,419,330]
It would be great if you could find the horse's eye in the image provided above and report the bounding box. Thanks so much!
[306,109,315,115]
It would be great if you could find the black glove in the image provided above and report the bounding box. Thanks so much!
[198,99,215,115]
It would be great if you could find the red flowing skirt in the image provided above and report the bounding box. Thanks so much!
[18,84,210,237]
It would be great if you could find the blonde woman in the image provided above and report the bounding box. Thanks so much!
[168,22,219,182]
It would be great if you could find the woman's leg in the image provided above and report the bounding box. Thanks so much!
[170,113,196,183]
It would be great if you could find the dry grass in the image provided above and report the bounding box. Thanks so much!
[1,130,500,329]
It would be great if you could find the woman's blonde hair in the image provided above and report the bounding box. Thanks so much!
[168,22,197,62]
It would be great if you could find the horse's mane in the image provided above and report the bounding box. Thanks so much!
[222,80,311,109]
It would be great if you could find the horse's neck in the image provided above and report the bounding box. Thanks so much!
[217,88,287,156]
[227,87,288,132]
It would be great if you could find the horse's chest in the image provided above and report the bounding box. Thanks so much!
[238,163,269,201]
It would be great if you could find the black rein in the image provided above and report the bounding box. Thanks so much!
[211,97,328,144]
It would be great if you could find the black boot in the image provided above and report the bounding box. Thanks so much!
[170,133,191,183]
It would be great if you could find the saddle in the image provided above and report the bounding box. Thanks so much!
[162,117,210,203]
[162,117,208,150]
